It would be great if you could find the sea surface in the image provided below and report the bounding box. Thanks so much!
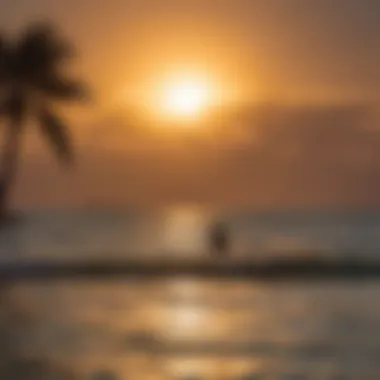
[0,208,379,379]
[2,208,380,261]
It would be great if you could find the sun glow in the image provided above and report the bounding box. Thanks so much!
[122,68,243,126]
[158,73,216,120]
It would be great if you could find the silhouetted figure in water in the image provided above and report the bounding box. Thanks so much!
[209,221,230,258]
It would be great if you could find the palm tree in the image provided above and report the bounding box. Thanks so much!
[0,22,87,218]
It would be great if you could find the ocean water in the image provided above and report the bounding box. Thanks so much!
[0,208,379,379]
[1,208,380,261]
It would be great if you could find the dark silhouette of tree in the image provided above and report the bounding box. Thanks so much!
[0,22,88,218]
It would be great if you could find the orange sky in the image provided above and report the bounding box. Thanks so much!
[1,0,380,209]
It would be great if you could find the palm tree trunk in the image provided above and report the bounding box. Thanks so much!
[0,121,22,220]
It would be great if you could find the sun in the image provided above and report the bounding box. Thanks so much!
[159,74,214,120]
[163,80,209,117]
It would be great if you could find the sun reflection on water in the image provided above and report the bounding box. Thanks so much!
[161,206,212,257]
[159,279,209,340]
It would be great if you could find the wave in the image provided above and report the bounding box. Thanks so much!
[0,256,380,281]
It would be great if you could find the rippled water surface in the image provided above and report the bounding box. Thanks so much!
[1,279,377,379]
[0,209,379,379]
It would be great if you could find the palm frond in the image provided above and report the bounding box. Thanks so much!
[15,22,75,81]
[1,93,26,124]
[38,107,74,165]
[38,75,89,101]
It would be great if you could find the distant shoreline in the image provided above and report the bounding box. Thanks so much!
[0,258,379,281]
